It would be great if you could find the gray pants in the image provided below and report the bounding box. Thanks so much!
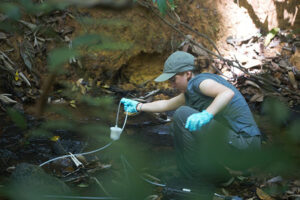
[171,106,261,183]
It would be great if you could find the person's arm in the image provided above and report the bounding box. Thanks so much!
[138,93,185,113]
[199,79,235,116]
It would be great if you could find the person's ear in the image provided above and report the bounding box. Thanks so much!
[186,71,193,78]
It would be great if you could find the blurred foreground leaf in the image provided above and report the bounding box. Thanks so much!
[72,34,102,48]
[80,95,113,107]
[47,47,78,73]
[0,3,21,20]
[153,0,167,15]
[41,120,75,131]
[262,98,289,125]
[288,120,300,141]
[7,108,27,130]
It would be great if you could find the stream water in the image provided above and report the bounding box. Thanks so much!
[0,106,178,200]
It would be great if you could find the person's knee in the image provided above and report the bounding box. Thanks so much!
[173,106,191,123]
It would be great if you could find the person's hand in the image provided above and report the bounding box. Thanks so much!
[185,110,213,131]
[120,98,139,113]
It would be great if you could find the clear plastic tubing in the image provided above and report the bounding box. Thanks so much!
[39,100,128,167]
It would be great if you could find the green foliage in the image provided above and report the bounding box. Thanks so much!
[29,128,52,138]
[262,98,289,124]
[0,3,21,20]
[78,17,129,27]
[288,120,300,141]
[80,95,113,107]
[41,120,75,131]
[152,0,176,15]
[47,47,78,73]
[7,108,27,130]
[72,34,103,48]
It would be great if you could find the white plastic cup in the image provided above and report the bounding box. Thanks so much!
[110,126,122,141]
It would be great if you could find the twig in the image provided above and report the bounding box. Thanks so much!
[229,58,300,97]
[136,0,300,98]
[166,11,222,57]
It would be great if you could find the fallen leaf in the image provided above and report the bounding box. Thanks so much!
[18,72,31,87]
[245,80,261,89]
[20,40,35,71]
[15,70,19,81]
[290,48,300,71]
[18,20,37,31]
[77,183,89,188]
[69,100,77,108]
[267,176,283,184]
[50,136,60,142]
[243,59,262,69]
[0,94,17,104]
[250,93,264,102]
[256,188,274,200]
[288,71,298,89]
[0,32,7,39]
[264,28,280,47]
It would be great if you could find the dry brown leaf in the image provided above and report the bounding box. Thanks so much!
[250,93,264,102]
[256,188,274,200]
[243,59,262,69]
[245,80,261,89]
[293,180,300,187]
[0,32,7,40]
[290,48,300,71]
[288,71,298,89]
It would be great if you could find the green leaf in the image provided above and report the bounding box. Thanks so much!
[41,120,75,131]
[80,96,112,107]
[47,106,73,119]
[288,120,300,141]
[7,108,27,130]
[79,17,129,27]
[19,0,69,15]
[168,0,176,10]
[79,124,107,135]
[29,128,52,137]
[72,34,102,48]
[157,0,167,15]
[264,27,280,47]
[262,98,289,124]
[90,41,132,51]
[0,3,21,20]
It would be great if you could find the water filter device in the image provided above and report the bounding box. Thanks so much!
[110,126,123,140]
[110,101,128,141]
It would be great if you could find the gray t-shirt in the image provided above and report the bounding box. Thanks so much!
[184,73,260,136]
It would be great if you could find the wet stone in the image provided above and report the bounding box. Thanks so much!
[9,163,71,200]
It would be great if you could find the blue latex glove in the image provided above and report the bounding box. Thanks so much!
[120,98,139,113]
[185,110,213,131]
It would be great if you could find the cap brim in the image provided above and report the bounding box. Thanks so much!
[154,73,176,82]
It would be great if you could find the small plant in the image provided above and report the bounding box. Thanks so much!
[152,0,176,15]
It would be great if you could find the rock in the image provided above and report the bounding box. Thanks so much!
[8,163,70,200]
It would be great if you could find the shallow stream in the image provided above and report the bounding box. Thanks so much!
[0,104,179,200]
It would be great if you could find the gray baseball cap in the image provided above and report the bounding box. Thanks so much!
[154,51,195,82]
